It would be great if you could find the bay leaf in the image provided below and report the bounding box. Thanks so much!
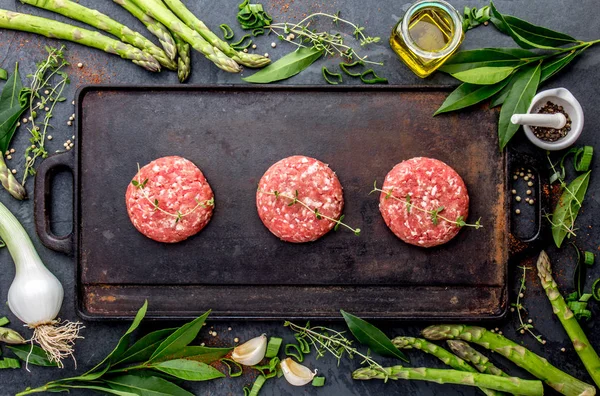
[504,15,577,48]
[152,346,231,364]
[340,310,408,362]
[451,66,516,85]
[114,328,176,366]
[242,47,324,83]
[148,310,210,363]
[434,79,510,115]
[498,62,542,149]
[440,47,535,74]
[105,374,194,396]
[8,345,58,367]
[552,171,591,248]
[0,63,23,113]
[541,49,583,83]
[152,359,224,381]
[490,2,567,50]
[60,385,137,396]
[0,63,28,153]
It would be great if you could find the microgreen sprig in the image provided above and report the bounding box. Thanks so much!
[260,189,361,235]
[132,163,214,223]
[267,12,382,66]
[284,321,388,379]
[370,181,482,229]
[511,265,544,344]
[544,153,582,239]
[22,46,69,185]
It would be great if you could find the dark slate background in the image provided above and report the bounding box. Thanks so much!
[0,0,599,395]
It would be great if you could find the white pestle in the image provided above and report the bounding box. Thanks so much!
[511,113,566,129]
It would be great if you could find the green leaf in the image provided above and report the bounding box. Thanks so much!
[440,47,535,74]
[551,171,591,248]
[541,49,583,83]
[434,80,509,115]
[451,66,516,85]
[0,63,23,113]
[0,68,6,80]
[61,385,137,396]
[105,375,194,396]
[152,346,232,364]
[340,310,409,362]
[498,62,541,149]
[489,2,574,50]
[148,310,211,363]
[8,345,58,367]
[0,62,29,153]
[489,71,520,108]
[114,328,176,367]
[0,316,8,327]
[152,359,225,381]
[503,15,577,48]
[242,47,324,83]
[85,301,149,377]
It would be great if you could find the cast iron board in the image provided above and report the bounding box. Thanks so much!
[73,85,507,320]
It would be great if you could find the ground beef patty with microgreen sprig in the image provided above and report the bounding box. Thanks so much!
[256,156,344,243]
[379,157,469,248]
[126,156,214,243]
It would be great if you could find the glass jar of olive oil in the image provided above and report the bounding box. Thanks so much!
[390,0,464,78]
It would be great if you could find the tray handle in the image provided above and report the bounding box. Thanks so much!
[507,150,549,257]
[34,150,75,255]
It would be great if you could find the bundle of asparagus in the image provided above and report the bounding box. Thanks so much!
[0,0,271,77]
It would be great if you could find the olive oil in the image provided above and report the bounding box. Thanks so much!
[390,0,464,78]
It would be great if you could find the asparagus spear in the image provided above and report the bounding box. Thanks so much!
[0,10,160,71]
[0,155,26,200]
[130,0,241,73]
[173,33,191,82]
[352,366,544,396]
[537,250,600,388]
[22,0,175,71]
[113,0,177,61]
[392,336,502,396]
[447,340,509,377]
[162,0,270,68]
[422,325,596,396]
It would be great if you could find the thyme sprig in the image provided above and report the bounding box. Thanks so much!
[370,181,482,229]
[267,12,382,66]
[132,164,214,223]
[22,46,69,185]
[260,189,361,235]
[284,321,388,380]
[511,265,544,344]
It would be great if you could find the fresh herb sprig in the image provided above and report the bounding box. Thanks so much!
[284,321,388,379]
[511,265,544,344]
[22,46,69,185]
[435,1,600,150]
[370,181,482,229]
[260,189,361,235]
[267,12,382,66]
[132,164,214,223]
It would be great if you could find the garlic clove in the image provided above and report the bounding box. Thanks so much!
[231,334,267,366]
[280,357,317,386]
[0,327,26,344]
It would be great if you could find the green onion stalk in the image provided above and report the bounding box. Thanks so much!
[537,250,600,388]
[0,200,82,368]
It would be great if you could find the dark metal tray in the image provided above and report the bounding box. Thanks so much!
[35,85,512,321]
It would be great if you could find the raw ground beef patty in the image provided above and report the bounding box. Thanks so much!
[379,157,469,247]
[126,156,214,243]
[256,155,344,243]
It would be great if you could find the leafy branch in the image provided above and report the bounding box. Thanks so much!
[284,321,388,379]
[22,46,70,185]
[511,266,544,344]
[370,181,482,229]
[259,189,361,235]
[132,163,214,223]
[267,12,382,66]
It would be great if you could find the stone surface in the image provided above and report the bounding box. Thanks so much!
[0,0,598,395]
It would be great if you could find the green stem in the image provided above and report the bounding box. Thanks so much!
[353,366,544,396]
[537,251,600,388]
[422,325,596,396]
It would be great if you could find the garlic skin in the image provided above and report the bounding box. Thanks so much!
[232,334,267,366]
[280,357,317,386]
